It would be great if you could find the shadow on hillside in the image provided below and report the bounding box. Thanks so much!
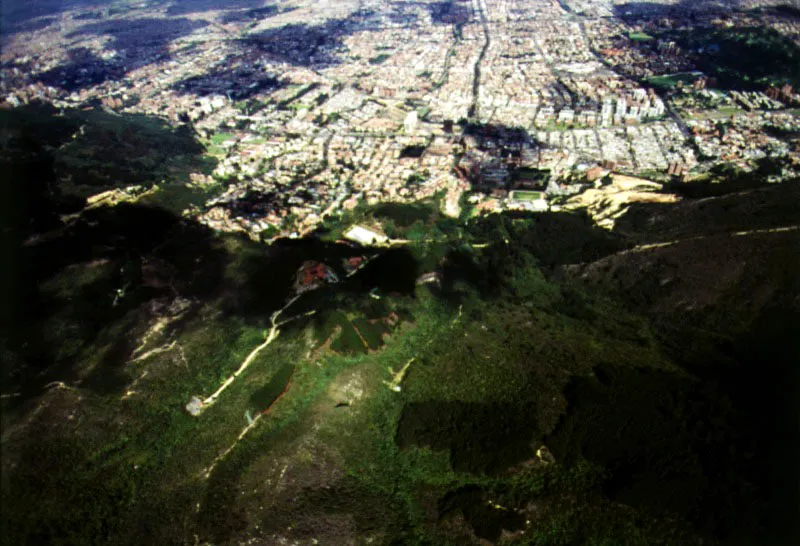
[0,0,96,35]
[397,401,537,474]
[220,4,280,24]
[67,15,207,53]
[0,102,213,196]
[32,16,208,91]
[0,103,224,401]
[165,0,299,23]
[613,0,746,18]
[612,179,800,243]
[165,0,263,17]
[550,172,800,543]
[0,102,423,405]
[545,298,800,543]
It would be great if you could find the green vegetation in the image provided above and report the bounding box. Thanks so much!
[318,196,461,247]
[510,190,544,201]
[669,26,800,89]
[283,101,309,112]
[406,172,427,184]
[628,31,653,42]
[369,53,391,65]
[3,106,798,545]
[209,132,236,145]
[3,198,794,544]
[714,105,743,116]
[645,72,702,90]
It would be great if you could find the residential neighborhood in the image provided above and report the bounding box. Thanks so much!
[2,0,798,241]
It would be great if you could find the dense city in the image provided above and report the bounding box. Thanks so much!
[3,0,799,239]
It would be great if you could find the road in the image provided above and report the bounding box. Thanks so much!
[468,0,491,120]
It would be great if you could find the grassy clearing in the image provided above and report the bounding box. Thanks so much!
[510,190,544,201]
[628,31,654,42]
[209,132,236,145]
[646,72,701,90]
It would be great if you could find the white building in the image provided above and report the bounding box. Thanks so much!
[404,111,419,134]
[344,225,389,246]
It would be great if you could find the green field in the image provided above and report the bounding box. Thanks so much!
[510,190,545,201]
[629,31,654,42]
[646,72,703,90]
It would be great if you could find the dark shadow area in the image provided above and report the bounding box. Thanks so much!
[244,17,360,67]
[613,1,751,19]
[438,486,526,542]
[546,363,756,539]
[35,46,128,93]
[347,247,419,296]
[396,401,537,474]
[2,203,229,402]
[165,0,264,17]
[550,169,800,543]
[0,0,98,35]
[267,478,411,540]
[222,237,418,320]
[172,59,284,99]
[460,120,533,143]
[456,120,550,192]
[171,15,367,95]
[67,15,208,51]
[399,144,427,159]
[249,363,294,413]
[220,4,297,24]
[729,305,800,544]
[377,1,422,26]
[31,16,208,92]
[673,26,800,90]
[219,237,357,318]
[464,211,627,285]
[65,15,207,66]
[769,3,800,18]
[0,103,221,402]
[165,0,298,23]
[547,301,800,545]
[218,189,284,221]
[426,0,473,25]
[2,14,59,34]
[617,1,800,20]
[0,101,214,241]
[0,102,213,196]
[613,180,800,243]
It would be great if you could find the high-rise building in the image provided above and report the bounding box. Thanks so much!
[404,111,418,134]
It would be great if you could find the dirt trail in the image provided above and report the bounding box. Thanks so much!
[187,294,315,416]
